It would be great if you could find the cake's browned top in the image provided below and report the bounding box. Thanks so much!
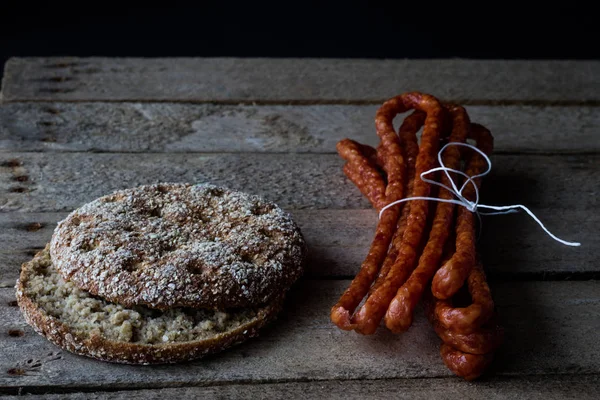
[49,183,306,310]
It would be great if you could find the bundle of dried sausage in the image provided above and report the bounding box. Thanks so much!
[331,92,503,380]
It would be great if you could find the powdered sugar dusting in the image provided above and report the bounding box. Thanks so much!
[49,183,306,309]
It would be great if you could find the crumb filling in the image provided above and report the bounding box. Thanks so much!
[22,250,258,344]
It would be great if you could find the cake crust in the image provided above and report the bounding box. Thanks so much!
[49,183,306,310]
[16,247,284,365]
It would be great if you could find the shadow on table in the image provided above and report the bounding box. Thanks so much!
[476,170,561,379]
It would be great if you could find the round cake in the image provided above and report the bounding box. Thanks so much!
[17,182,306,364]
[16,247,284,364]
[49,183,306,310]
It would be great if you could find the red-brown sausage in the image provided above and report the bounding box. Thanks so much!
[440,343,494,381]
[385,104,470,333]
[434,261,495,333]
[432,123,494,299]
[352,92,445,335]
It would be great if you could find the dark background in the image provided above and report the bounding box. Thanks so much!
[1,3,598,79]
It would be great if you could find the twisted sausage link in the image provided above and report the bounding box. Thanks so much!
[352,93,445,334]
[330,181,401,330]
[337,139,387,210]
[369,111,424,295]
[331,100,428,330]
[432,123,494,299]
[434,261,495,333]
[342,163,384,209]
[433,315,504,355]
[440,343,494,381]
[424,249,501,374]
[331,92,500,381]
[385,105,470,333]
[357,142,382,169]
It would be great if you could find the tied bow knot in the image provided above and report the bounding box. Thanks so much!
[378,142,581,247]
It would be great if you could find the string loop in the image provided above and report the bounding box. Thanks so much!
[378,142,581,247]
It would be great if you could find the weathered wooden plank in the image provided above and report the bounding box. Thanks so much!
[0,212,65,250]
[1,102,598,153]
[0,212,64,251]
[0,253,33,288]
[1,280,599,390]
[0,153,596,213]
[3,375,600,398]
[3,57,599,103]
[0,152,368,211]
[0,209,594,286]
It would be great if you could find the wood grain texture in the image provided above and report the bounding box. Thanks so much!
[0,209,595,286]
[1,280,599,391]
[2,57,597,398]
[3,375,600,398]
[0,102,598,153]
[0,153,596,213]
[3,57,599,103]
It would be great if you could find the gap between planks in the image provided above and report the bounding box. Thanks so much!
[1,153,597,212]
[3,58,600,103]
[2,253,599,284]
[2,374,600,397]
[1,102,599,154]
[1,280,600,390]
[5,98,600,107]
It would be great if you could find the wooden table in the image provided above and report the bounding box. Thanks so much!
[0,57,598,398]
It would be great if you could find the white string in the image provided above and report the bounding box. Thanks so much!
[378,142,581,247]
